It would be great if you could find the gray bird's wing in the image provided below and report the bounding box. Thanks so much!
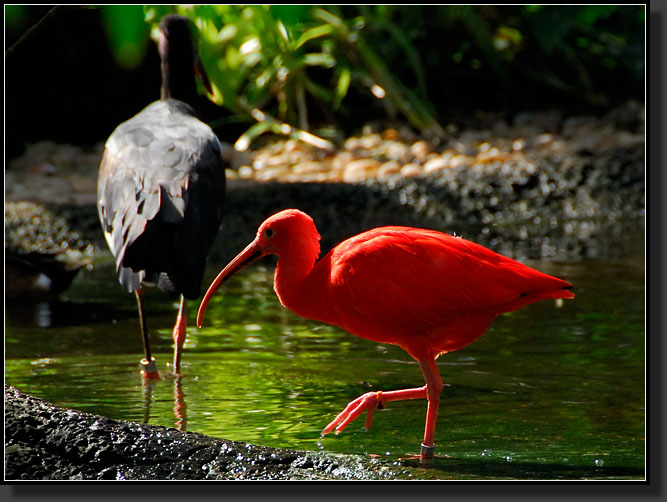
[98,100,226,298]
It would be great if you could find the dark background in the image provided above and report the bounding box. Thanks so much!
[5,5,645,160]
[6,7,161,159]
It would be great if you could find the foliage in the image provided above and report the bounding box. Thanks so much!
[347,5,644,111]
[5,5,28,28]
[99,5,148,70]
[138,5,447,149]
[96,5,645,149]
[503,5,645,105]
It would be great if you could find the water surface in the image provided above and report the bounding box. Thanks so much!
[5,241,645,480]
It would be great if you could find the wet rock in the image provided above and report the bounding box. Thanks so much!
[5,202,95,298]
[4,386,414,480]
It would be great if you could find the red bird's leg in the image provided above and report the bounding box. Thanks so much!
[419,358,443,458]
[172,295,187,374]
[321,357,443,458]
[135,289,159,379]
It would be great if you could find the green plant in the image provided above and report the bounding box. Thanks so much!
[98,5,644,150]
[101,5,445,150]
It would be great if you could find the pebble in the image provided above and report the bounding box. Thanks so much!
[382,128,399,140]
[378,160,402,177]
[409,140,431,162]
[476,147,509,163]
[512,139,526,151]
[344,137,361,151]
[359,133,382,150]
[384,141,410,163]
[237,165,254,179]
[423,157,450,174]
[449,155,473,169]
[255,166,289,181]
[331,151,355,172]
[400,163,423,178]
[293,160,329,174]
[283,139,303,152]
[535,133,556,148]
[343,159,381,183]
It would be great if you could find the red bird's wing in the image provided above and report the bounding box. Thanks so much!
[325,227,572,354]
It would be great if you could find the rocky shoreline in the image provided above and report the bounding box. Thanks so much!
[5,386,419,481]
[4,103,646,480]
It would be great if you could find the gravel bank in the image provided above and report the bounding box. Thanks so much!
[5,102,645,264]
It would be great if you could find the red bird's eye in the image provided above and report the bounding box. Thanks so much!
[265,228,274,238]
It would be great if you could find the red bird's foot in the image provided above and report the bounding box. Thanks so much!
[322,390,384,436]
[140,357,160,379]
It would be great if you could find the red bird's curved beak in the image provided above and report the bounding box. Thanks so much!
[196,240,264,328]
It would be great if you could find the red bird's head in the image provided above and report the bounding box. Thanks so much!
[197,209,321,327]
[255,209,321,257]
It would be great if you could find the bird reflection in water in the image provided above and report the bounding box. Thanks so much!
[140,374,187,432]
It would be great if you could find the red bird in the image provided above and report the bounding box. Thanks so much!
[197,209,574,458]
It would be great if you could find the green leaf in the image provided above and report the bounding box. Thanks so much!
[333,66,351,109]
[101,5,149,69]
[530,7,575,55]
[269,5,310,28]
[234,121,276,151]
[5,5,27,29]
[575,5,618,26]
[295,24,334,49]
[303,52,335,68]
[304,76,334,102]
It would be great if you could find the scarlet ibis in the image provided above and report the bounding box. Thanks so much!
[197,209,574,458]
[97,14,226,377]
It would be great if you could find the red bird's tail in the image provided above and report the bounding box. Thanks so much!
[503,276,574,313]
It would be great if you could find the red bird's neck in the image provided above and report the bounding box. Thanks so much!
[273,242,338,326]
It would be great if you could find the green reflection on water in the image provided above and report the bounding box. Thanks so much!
[5,250,645,480]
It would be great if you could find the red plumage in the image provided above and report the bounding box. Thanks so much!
[198,209,574,458]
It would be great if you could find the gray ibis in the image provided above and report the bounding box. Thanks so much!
[97,14,226,378]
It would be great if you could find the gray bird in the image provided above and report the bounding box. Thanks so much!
[97,14,226,378]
